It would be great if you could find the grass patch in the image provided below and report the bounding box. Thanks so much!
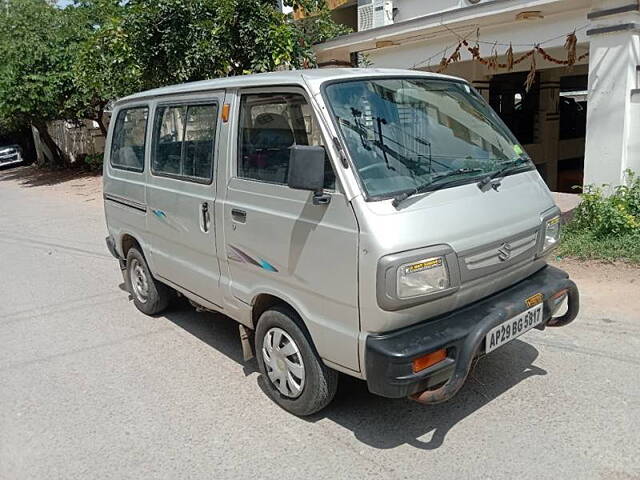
[557,169,640,264]
[558,229,640,264]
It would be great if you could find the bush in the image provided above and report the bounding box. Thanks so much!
[559,170,640,263]
[83,152,104,172]
[569,170,640,238]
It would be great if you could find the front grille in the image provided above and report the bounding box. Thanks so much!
[0,150,19,163]
[458,227,540,283]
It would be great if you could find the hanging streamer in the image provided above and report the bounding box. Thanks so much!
[416,26,589,73]
[525,51,537,92]
[506,43,514,71]
[565,31,578,67]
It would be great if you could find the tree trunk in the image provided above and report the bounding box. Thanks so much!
[95,106,108,137]
[33,121,64,166]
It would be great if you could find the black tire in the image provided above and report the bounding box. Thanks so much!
[125,247,173,315]
[255,306,338,416]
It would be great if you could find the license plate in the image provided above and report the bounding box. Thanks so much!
[485,303,544,353]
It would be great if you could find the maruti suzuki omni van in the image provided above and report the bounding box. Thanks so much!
[103,69,579,416]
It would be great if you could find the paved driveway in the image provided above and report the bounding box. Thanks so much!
[1,168,638,479]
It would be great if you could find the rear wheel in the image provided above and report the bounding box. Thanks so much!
[125,247,173,315]
[255,306,338,416]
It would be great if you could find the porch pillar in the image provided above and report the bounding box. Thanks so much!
[583,2,640,187]
[536,71,561,191]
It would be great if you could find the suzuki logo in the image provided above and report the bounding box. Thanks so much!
[497,242,512,262]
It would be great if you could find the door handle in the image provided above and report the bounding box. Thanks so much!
[313,192,332,205]
[231,208,247,223]
[200,202,211,233]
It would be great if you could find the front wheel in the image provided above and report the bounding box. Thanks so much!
[255,306,338,416]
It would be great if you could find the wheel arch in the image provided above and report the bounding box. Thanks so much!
[251,293,315,343]
[120,233,142,259]
[115,231,157,273]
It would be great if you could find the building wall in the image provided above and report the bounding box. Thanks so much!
[392,0,493,23]
[583,21,640,186]
[33,118,109,165]
[366,8,589,70]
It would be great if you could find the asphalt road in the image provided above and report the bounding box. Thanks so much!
[1,168,639,480]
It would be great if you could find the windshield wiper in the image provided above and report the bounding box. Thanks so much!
[392,168,483,208]
[477,157,532,191]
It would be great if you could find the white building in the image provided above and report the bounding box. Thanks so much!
[314,0,640,191]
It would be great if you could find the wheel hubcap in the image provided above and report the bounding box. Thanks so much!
[129,258,149,303]
[262,327,305,398]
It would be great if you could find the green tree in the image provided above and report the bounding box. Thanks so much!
[67,0,142,135]
[121,0,348,88]
[0,0,350,166]
[285,0,351,50]
[0,0,83,164]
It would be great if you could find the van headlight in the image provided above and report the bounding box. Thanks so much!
[541,215,561,253]
[397,257,450,299]
[377,245,459,311]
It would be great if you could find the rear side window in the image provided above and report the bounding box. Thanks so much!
[237,93,335,189]
[154,106,186,176]
[152,103,218,182]
[110,107,148,172]
[183,105,217,179]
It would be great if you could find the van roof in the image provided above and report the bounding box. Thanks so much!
[116,68,462,105]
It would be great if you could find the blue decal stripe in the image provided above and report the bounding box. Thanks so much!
[258,259,278,272]
[228,245,278,272]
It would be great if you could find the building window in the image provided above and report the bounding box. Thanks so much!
[489,73,538,145]
[110,107,148,172]
[559,75,588,140]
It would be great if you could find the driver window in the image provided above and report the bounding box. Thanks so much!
[237,92,335,189]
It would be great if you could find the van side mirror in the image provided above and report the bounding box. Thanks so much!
[287,145,331,205]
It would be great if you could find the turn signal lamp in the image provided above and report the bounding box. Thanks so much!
[412,349,447,373]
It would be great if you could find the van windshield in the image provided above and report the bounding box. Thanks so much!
[324,78,532,199]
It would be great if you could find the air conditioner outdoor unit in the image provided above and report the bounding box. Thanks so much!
[358,0,393,31]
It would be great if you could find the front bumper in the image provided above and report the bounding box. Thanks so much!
[365,265,579,402]
[0,153,22,166]
[105,235,126,270]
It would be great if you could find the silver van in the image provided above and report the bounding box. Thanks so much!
[103,69,579,416]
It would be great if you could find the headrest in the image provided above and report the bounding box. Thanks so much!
[253,113,291,131]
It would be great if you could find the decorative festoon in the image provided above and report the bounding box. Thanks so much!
[427,28,588,91]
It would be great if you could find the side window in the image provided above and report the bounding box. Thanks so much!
[237,93,335,189]
[152,103,218,182]
[183,105,217,179]
[153,105,186,176]
[110,107,148,172]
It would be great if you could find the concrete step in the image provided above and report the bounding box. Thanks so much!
[552,192,582,224]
